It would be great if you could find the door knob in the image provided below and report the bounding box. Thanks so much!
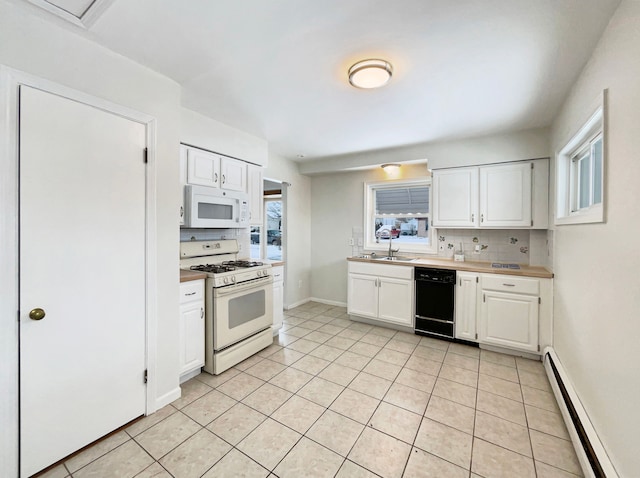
[29,308,46,321]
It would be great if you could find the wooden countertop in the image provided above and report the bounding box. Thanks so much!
[180,270,207,282]
[347,256,553,278]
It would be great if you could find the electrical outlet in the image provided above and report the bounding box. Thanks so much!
[298,280,302,289]
[349,238,354,246]
[474,245,481,253]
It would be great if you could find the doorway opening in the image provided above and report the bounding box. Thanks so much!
[250,179,285,261]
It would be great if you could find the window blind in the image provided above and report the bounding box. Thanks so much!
[375,186,429,214]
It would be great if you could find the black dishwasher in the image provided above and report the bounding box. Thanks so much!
[414,267,456,339]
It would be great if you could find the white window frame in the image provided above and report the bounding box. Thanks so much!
[364,178,436,254]
[555,92,606,225]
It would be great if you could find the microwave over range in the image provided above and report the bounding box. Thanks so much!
[184,184,249,228]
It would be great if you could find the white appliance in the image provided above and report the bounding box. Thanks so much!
[183,184,249,228]
[180,240,273,374]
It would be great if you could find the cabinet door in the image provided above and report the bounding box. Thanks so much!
[479,291,538,352]
[479,162,532,227]
[186,148,220,188]
[378,277,414,327]
[272,266,284,332]
[179,146,187,225]
[272,278,284,332]
[347,273,378,319]
[455,273,478,341]
[247,164,264,225]
[220,157,247,192]
[432,167,478,227]
[179,302,205,375]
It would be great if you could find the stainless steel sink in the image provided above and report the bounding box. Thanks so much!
[375,256,415,262]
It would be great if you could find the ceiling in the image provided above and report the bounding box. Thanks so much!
[23,0,621,162]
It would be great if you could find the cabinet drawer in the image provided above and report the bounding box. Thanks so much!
[272,266,284,283]
[481,275,539,295]
[180,280,204,304]
[348,262,413,280]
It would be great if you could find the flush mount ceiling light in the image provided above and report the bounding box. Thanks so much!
[381,163,401,173]
[348,59,393,89]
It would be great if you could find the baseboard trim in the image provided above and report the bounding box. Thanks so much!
[155,386,181,411]
[543,347,618,478]
[285,298,310,310]
[308,297,347,308]
[179,368,202,384]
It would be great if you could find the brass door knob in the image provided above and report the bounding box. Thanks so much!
[29,308,46,321]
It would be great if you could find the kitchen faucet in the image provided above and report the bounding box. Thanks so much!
[388,234,399,258]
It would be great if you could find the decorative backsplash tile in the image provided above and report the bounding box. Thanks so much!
[436,229,531,264]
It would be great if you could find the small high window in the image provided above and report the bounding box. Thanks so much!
[556,92,605,225]
[571,133,603,213]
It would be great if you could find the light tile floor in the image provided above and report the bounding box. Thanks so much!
[41,302,583,478]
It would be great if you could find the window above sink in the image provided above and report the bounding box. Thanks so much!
[364,178,436,254]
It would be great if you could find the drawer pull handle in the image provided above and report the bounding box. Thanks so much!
[502,283,515,287]
[185,291,196,296]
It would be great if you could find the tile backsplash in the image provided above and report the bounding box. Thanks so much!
[436,229,531,265]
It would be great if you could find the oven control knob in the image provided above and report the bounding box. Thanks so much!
[223,277,229,284]
[232,276,236,283]
[257,270,262,277]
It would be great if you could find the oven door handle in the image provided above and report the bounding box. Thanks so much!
[415,315,454,325]
[213,277,273,297]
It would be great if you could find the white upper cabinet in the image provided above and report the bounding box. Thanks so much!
[479,162,532,227]
[187,148,220,188]
[432,167,478,227]
[220,156,247,192]
[432,159,548,229]
[247,164,264,225]
[185,145,248,192]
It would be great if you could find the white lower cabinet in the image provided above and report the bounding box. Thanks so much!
[479,274,540,353]
[179,280,205,376]
[272,265,284,333]
[455,272,478,341]
[348,262,414,327]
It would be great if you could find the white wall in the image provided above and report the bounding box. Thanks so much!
[310,164,430,304]
[309,125,554,304]
[0,1,182,475]
[265,153,312,308]
[181,107,268,166]
[549,1,640,475]
[299,127,549,175]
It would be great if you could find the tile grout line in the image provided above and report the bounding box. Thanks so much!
[80,303,569,478]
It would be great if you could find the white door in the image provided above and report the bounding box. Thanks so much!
[479,162,532,227]
[347,273,378,319]
[455,273,478,341]
[432,167,478,227]
[479,291,539,352]
[220,157,247,192]
[272,266,284,332]
[378,277,414,327]
[179,302,205,375]
[19,86,147,477]
[187,147,220,188]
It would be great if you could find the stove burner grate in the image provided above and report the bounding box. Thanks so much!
[222,260,264,268]
[190,264,237,274]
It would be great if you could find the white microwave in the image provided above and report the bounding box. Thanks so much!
[184,185,249,228]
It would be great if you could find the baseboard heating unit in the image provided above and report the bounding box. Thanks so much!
[543,347,619,478]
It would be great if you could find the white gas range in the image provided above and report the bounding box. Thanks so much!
[180,240,273,375]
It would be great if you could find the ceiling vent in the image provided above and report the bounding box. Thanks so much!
[26,0,115,28]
